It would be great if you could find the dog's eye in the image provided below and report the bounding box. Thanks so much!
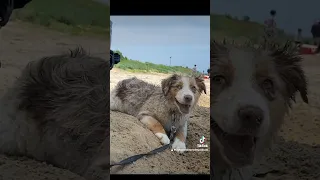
[262,79,273,90]
[176,84,183,89]
[191,85,197,92]
[261,79,275,100]
[212,75,226,85]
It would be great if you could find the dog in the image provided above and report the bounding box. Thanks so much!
[110,74,206,153]
[210,41,308,179]
[0,48,109,180]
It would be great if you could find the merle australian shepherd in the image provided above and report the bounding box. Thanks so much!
[210,40,308,179]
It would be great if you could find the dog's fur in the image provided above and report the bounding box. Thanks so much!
[210,41,308,179]
[110,74,206,152]
[0,48,109,180]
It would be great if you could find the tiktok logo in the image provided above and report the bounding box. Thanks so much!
[199,136,206,144]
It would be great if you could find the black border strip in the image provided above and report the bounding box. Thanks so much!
[110,0,210,15]
[110,174,210,180]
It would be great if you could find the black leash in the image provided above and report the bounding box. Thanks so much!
[109,125,178,168]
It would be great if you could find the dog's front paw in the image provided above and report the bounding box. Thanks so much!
[155,133,170,145]
[172,138,186,153]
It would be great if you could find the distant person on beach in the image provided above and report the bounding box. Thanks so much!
[295,28,302,48]
[311,20,320,53]
[192,65,197,75]
[264,10,277,44]
[317,22,320,53]
[311,21,320,43]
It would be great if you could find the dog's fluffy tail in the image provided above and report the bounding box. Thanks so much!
[17,48,108,128]
[0,48,109,176]
[110,77,158,117]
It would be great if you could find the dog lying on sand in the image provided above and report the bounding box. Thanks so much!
[110,74,206,153]
[210,41,308,179]
[0,48,109,180]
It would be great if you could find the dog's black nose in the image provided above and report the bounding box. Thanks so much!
[238,105,264,128]
[184,95,193,102]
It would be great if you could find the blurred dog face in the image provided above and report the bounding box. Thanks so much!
[161,74,206,114]
[210,41,308,167]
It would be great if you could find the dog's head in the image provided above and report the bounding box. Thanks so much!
[210,41,308,168]
[161,74,206,114]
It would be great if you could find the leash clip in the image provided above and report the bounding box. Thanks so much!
[169,126,177,140]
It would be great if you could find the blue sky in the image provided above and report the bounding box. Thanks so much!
[110,16,210,73]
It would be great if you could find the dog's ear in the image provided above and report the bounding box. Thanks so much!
[291,72,309,104]
[211,40,229,60]
[161,74,179,96]
[195,76,206,94]
[272,46,308,105]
